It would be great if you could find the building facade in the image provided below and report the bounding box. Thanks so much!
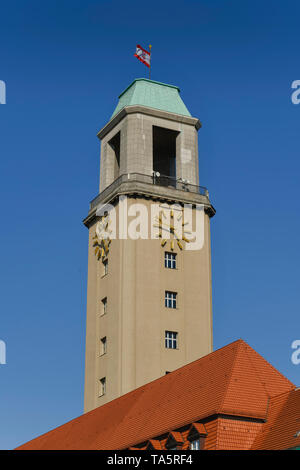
[83,79,215,412]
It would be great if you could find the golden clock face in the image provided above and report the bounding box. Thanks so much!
[154,206,194,251]
[93,215,112,260]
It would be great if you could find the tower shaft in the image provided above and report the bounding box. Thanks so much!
[84,79,215,412]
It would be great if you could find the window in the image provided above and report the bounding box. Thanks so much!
[190,439,201,450]
[153,126,178,179]
[108,131,120,180]
[99,377,106,396]
[165,291,177,309]
[100,337,107,355]
[165,252,176,269]
[165,331,178,349]
[101,297,107,315]
[102,259,108,276]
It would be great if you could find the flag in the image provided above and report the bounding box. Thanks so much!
[134,44,151,68]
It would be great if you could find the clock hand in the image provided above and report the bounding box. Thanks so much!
[153,224,172,233]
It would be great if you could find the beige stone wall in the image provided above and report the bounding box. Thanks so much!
[99,109,200,192]
[85,105,212,413]
[84,197,213,412]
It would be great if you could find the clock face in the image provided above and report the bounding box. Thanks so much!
[153,206,194,251]
[93,215,112,260]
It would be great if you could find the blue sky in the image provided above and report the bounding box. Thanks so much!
[0,0,300,449]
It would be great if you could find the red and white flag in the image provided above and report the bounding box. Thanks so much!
[134,44,151,68]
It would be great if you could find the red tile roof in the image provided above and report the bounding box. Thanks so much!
[16,340,295,450]
[252,388,300,450]
[216,418,263,450]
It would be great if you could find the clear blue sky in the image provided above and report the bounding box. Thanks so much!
[0,0,299,450]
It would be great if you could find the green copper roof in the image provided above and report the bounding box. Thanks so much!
[111,78,191,119]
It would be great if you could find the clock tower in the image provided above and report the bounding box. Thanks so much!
[83,79,215,412]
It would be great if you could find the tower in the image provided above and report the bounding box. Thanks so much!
[83,79,215,412]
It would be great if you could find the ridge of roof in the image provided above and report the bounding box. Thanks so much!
[218,340,241,412]
[216,340,241,449]
[219,340,294,419]
[245,343,295,395]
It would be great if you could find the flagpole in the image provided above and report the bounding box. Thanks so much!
[149,44,152,80]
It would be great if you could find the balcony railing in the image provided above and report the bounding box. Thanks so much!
[90,173,209,210]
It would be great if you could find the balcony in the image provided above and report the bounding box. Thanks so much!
[89,172,212,213]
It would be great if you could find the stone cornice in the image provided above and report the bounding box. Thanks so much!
[83,180,215,228]
[97,105,202,140]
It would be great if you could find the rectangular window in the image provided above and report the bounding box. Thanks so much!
[153,126,178,179]
[101,297,107,315]
[102,259,108,276]
[99,377,106,396]
[165,331,178,349]
[165,291,177,309]
[164,252,176,269]
[108,131,120,180]
[190,439,201,450]
[100,337,107,355]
